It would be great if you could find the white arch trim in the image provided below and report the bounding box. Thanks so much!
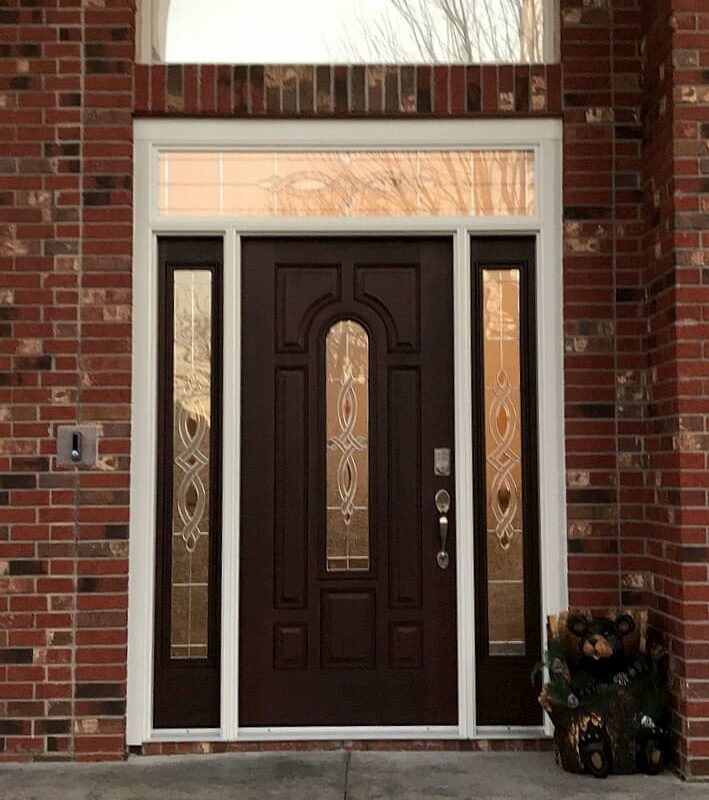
[136,0,171,64]
[137,0,559,65]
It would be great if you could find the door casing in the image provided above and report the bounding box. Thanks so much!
[127,118,567,745]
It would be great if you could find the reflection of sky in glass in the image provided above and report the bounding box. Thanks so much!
[158,150,535,218]
[167,0,543,64]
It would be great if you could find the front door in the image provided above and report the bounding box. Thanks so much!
[239,237,457,727]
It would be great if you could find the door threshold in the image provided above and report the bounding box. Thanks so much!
[149,726,461,743]
[237,726,461,741]
[148,725,550,743]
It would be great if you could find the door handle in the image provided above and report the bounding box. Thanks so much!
[434,489,451,570]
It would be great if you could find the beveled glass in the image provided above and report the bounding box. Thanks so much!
[170,270,212,659]
[325,320,370,572]
[482,268,525,657]
[158,150,535,218]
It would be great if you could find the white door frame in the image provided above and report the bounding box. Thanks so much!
[127,118,566,745]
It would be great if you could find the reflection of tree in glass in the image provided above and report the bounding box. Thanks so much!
[159,151,536,218]
[270,152,533,218]
[335,0,543,63]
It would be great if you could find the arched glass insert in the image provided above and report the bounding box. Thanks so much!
[325,320,370,572]
[166,0,545,64]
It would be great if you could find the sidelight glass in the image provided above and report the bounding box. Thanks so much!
[158,150,535,218]
[170,270,213,659]
[482,269,525,656]
[325,320,370,572]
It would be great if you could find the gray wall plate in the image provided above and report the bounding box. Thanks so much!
[56,425,99,468]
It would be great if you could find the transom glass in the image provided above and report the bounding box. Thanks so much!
[158,150,535,218]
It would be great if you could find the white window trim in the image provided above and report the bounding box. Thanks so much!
[136,0,560,65]
[545,0,561,63]
[127,118,566,745]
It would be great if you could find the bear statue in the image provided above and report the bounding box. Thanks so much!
[566,612,636,684]
[538,609,669,779]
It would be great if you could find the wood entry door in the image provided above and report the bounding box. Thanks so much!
[240,238,457,727]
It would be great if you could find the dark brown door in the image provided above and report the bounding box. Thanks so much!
[240,237,457,727]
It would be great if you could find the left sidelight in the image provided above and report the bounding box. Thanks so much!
[153,238,223,729]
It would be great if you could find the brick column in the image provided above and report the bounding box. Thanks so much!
[641,0,709,779]
[0,0,84,761]
[560,0,623,608]
[76,0,134,761]
[0,0,134,761]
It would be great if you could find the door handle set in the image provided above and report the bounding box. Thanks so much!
[434,489,451,570]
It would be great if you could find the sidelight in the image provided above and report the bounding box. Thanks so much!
[154,239,222,727]
[472,238,541,725]
[325,320,370,572]
[481,268,525,656]
[170,269,213,659]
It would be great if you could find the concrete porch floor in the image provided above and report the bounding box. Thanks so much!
[1,752,707,800]
[0,752,708,800]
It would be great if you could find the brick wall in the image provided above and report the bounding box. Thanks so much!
[562,0,709,777]
[670,1,709,779]
[639,0,709,780]
[0,0,134,761]
[133,63,561,116]
[561,0,630,609]
[1,0,707,776]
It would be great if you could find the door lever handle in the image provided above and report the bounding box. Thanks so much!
[434,489,451,570]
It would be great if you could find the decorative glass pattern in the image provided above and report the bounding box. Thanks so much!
[158,150,535,218]
[482,269,525,657]
[326,320,370,572]
[170,270,212,659]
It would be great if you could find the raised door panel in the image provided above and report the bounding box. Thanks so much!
[274,368,308,609]
[388,367,422,609]
[321,590,376,669]
[355,265,420,352]
[276,265,341,352]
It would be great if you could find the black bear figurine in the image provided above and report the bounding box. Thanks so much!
[566,612,636,684]
[549,612,666,778]
[540,610,668,778]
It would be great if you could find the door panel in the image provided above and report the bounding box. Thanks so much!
[239,237,456,727]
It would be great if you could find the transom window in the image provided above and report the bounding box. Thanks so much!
[157,149,535,218]
[165,0,548,64]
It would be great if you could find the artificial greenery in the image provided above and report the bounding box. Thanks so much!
[534,637,668,721]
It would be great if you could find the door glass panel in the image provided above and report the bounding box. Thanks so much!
[325,320,370,572]
[482,269,525,656]
[171,270,213,659]
[158,150,535,218]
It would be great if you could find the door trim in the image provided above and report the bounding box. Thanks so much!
[128,118,566,745]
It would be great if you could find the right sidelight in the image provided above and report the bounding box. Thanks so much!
[471,237,542,727]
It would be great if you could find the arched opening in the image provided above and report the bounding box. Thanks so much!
[153,0,546,64]
[137,0,172,63]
